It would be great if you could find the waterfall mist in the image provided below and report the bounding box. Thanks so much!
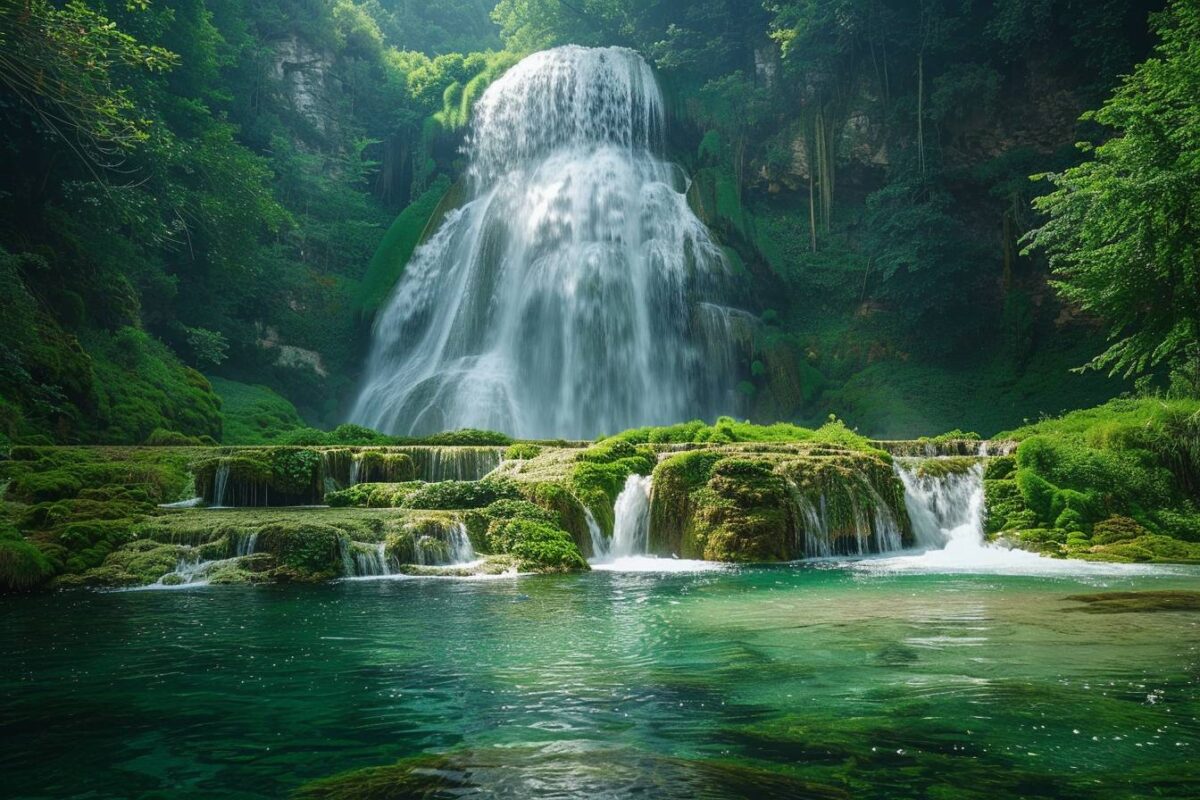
[352,46,744,439]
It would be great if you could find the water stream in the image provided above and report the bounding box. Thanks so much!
[352,46,744,438]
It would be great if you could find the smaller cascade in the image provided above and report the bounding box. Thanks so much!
[610,474,653,558]
[319,449,356,492]
[389,519,480,568]
[783,468,905,559]
[349,542,392,577]
[392,447,504,482]
[154,553,240,587]
[584,507,609,559]
[232,531,259,557]
[212,461,231,508]
[893,459,986,550]
[447,522,477,564]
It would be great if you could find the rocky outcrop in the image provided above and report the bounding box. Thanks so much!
[271,35,337,137]
[650,442,909,561]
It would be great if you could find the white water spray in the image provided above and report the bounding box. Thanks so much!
[352,46,743,439]
[894,460,987,551]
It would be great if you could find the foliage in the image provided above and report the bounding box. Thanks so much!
[1026,0,1200,391]
[504,443,542,460]
[0,538,55,592]
[210,377,307,445]
[985,397,1200,557]
[485,518,586,572]
[400,478,521,510]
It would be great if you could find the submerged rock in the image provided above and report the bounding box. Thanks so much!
[294,745,849,800]
[1063,590,1200,614]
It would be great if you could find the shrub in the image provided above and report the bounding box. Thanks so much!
[504,443,542,460]
[144,428,207,446]
[486,519,586,572]
[1091,516,1149,545]
[0,539,54,592]
[400,478,521,510]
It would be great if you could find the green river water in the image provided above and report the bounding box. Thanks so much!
[2,560,1198,799]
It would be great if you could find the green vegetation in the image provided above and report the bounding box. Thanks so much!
[209,378,306,445]
[2,0,1192,447]
[986,397,1200,561]
[1027,1,1200,394]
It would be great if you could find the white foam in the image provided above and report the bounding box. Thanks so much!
[589,555,726,573]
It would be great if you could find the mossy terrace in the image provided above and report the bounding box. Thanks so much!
[3,399,1199,591]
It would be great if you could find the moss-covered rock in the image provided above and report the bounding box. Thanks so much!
[650,443,907,562]
[0,537,54,592]
[253,521,347,581]
[485,518,587,573]
[353,451,415,483]
[400,478,521,510]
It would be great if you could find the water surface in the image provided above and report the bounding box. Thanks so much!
[2,564,1198,798]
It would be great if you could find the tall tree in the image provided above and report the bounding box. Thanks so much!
[1026,0,1200,393]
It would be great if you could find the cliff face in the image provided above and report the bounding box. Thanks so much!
[272,35,339,139]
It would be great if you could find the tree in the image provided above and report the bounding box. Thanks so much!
[1026,0,1200,393]
[0,0,177,177]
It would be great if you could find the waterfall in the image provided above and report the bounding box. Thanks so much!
[610,474,653,557]
[349,542,392,577]
[232,531,259,557]
[584,507,609,559]
[784,469,904,559]
[351,46,743,439]
[893,460,986,550]
[447,522,477,564]
[393,447,503,482]
[212,461,230,508]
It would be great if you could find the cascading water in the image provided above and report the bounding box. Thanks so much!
[352,46,744,439]
[584,507,609,559]
[893,460,986,551]
[212,461,231,508]
[873,457,1111,573]
[609,474,653,558]
[349,542,391,577]
[447,523,478,564]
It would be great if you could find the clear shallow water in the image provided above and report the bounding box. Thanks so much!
[2,564,1199,799]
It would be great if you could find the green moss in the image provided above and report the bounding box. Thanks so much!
[209,377,307,445]
[504,443,542,460]
[324,481,423,508]
[144,429,216,446]
[10,470,83,502]
[355,451,415,483]
[85,327,223,444]
[400,478,520,510]
[983,454,1016,480]
[485,519,587,573]
[417,429,513,446]
[256,522,346,581]
[0,538,54,592]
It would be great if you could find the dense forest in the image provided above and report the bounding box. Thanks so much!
[0,0,1197,446]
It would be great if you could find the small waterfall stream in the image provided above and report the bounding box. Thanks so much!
[584,507,609,559]
[212,461,231,508]
[893,460,986,551]
[609,474,653,558]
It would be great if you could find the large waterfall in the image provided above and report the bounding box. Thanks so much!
[352,46,743,439]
